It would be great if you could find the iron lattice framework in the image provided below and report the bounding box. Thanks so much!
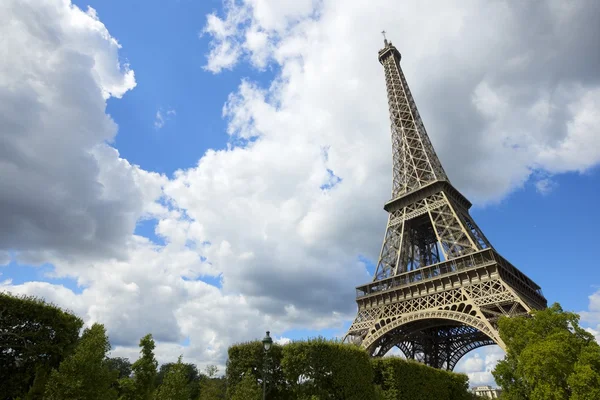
[343,38,547,370]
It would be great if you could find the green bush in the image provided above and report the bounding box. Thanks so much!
[372,356,471,400]
[226,340,289,399]
[282,337,375,400]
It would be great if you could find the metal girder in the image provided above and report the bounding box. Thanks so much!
[379,42,448,199]
[373,190,481,281]
[343,39,547,371]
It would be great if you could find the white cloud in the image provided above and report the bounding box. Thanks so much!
[585,327,600,343]
[383,347,405,358]
[0,0,155,264]
[0,235,294,371]
[535,178,557,195]
[275,336,292,346]
[155,111,165,129]
[154,108,177,129]
[536,87,600,172]
[455,346,505,387]
[202,0,319,72]
[461,354,485,374]
[579,288,600,343]
[203,0,600,204]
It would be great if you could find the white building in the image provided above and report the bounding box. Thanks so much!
[471,385,502,398]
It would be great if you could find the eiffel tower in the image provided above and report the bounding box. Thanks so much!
[343,36,547,370]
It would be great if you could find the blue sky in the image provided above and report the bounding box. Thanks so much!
[2,0,600,387]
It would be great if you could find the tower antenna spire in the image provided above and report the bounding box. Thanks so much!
[381,30,388,45]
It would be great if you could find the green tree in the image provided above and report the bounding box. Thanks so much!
[119,334,158,400]
[157,360,200,399]
[568,343,600,400]
[204,365,218,378]
[198,366,226,400]
[492,303,600,399]
[0,292,83,400]
[106,357,133,398]
[43,323,118,400]
[229,369,261,400]
[154,356,190,400]
[24,366,52,400]
[106,357,133,379]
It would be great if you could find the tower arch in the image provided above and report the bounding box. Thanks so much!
[364,311,498,370]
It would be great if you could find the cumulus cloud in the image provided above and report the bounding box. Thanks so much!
[579,289,600,343]
[455,346,505,387]
[203,0,600,203]
[202,0,319,72]
[0,0,165,264]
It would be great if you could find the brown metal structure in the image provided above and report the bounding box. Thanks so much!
[343,38,547,370]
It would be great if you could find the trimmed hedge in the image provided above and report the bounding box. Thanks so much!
[226,340,290,399]
[282,337,375,400]
[226,337,474,400]
[372,357,472,400]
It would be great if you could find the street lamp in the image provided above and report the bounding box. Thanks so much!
[262,331,273,400]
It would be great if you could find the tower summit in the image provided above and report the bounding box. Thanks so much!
[343,38,547,370]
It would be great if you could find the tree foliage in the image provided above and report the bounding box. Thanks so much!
[493,303,600,400]
[568,344,600,400]
[106,357,133,379]
[229,369,262,400]
[198,366,226,400]
[119,334,158,400]
[157,359,200,399]
[43,323,118,400]
[154,355,190,400]
[105,357,133,398]
[0,292,83,400]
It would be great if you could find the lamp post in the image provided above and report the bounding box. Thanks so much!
[262,331,273,400]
